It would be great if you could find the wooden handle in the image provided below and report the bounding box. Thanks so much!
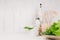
[38,24,42,36]
[44,35,60,40]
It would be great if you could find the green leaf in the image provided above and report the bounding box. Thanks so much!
[24,26,33,30]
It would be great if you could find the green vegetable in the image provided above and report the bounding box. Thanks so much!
[24,26,33,30]
[42,20,60,36]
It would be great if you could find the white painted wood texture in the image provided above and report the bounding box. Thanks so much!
[0,0,60,33]
[0,0,38,32]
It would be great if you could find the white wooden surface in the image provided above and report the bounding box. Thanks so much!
[0,32,46,40]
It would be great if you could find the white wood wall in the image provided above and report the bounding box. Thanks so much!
[0,0,38,32]
[0,0,60,32]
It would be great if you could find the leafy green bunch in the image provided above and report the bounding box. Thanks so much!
[42,20,60,36]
